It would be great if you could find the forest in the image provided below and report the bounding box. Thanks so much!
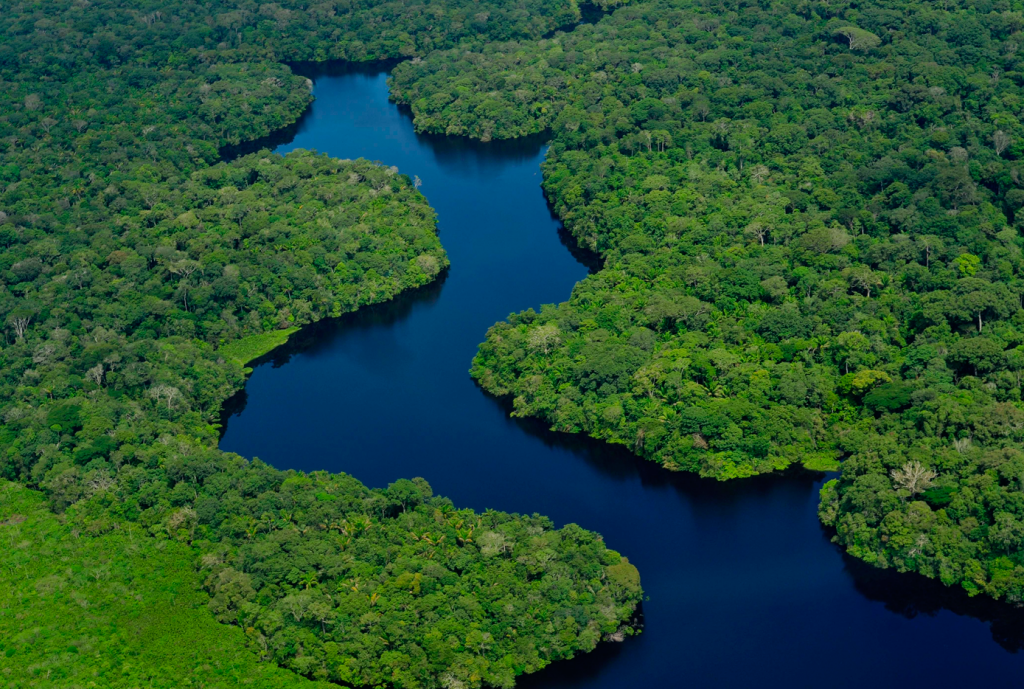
[7,0,1024,682]
[0,0,642,687]
[389,0,1024,603]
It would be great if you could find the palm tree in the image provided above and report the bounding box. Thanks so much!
[259,513,277,532]
[243,516,260,542]
[299,571,319,590]
[809,335,831,360]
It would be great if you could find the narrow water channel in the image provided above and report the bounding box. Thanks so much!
[220,63,1024,687]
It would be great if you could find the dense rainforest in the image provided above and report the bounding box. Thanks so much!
[0,1,642,687]
[390,0,1024,603]
[10,0,1024,680]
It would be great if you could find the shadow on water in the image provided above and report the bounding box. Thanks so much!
[488,387,1024,673]
[219,101,316,162]
[219,271,449,429]
[294,60,559,164]
[221,61,404,160]
[407,124,554,175]
[518,622,636,689]
[842,554,1024,653]
[556,224,603,274]
[225,58,558,177]
[516,631,633,689]
[487,384,825,498]
[516,560,1024,687]
[218,61,1024,686]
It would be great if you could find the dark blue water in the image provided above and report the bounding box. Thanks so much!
[221,63,1024,687]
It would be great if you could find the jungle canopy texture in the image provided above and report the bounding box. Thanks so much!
[390,0,1024,603]
[0,0,642,686]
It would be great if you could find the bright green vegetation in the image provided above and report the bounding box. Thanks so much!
[2,466,639,688]
[0,0,641,685]
[391,0,1024,601]
[0,480,334,688]
[220,328,299,366]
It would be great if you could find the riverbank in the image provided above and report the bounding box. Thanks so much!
[0,54,638,689]
[221,63,1024,687]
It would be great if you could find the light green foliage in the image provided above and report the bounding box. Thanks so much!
[392,0,1024,602]
[801,454,841,472]
[833,26,882,51]
[818,479,840,526]
[0,480,333,688]
[220,328,299,365]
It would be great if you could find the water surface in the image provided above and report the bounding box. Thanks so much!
[221,63,1024,687]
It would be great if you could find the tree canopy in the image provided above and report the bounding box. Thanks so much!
[390,0,1024,604]
[0,0,642,686]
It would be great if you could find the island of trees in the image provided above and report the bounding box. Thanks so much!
[390,0,1024,604]
[0,0,642,686]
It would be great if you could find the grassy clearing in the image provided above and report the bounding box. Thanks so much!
[218,327,299,366]
[801,453,842,473]
[0,481,330,688]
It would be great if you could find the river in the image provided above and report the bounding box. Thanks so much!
[220,62,1024,687]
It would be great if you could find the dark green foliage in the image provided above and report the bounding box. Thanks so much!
[60,458,639,687]
[46,403,82,432]
[863,383,913,413]
[0,0,641,685]
[390,0,1024,599]
[922,485,957,509]
[0,150,446,498]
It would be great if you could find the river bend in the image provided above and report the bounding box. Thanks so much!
[221,62,1024,687]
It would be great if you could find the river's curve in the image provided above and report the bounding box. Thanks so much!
[220,63,1024,687]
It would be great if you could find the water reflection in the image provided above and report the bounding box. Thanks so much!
[219,64,1024,686]
[220,273,448,423]
[843,554,1024,653]
[227,59,557,179]
[406,124,555,176]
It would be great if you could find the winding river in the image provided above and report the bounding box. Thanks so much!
[221,63,1024,686]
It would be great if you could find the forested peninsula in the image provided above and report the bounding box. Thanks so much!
[391,0,1024,603]
[0,1,642,687]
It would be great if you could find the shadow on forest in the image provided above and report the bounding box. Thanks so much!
[541,2,613,39]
